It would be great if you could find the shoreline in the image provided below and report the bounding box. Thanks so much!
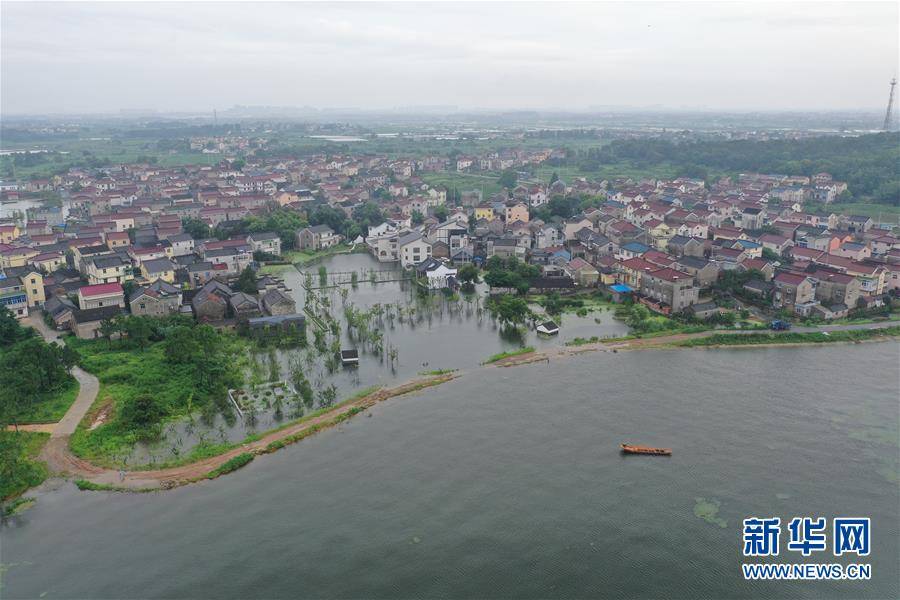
[19,322,900,499]
[38,373,458,493]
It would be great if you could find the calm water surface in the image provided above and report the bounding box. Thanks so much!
[3,343,898,599]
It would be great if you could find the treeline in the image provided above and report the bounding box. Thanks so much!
[571,133,900,204]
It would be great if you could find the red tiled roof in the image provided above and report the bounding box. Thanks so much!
[78,282,123,297]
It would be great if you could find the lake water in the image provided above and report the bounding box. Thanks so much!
[3,343,898,599]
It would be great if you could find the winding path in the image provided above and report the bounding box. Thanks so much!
[23,316,102,480]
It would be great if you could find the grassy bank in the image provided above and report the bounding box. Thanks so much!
[0,431,50,500]
[483,346,535,364]
[676,326,900,348]
[66,331,249,467]
[16,377,79,424]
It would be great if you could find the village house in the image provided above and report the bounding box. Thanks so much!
[297,225,341,250]
[811,269,862,309]
[675,256,720,288]
[130,280,183,317]
[398,231,432,267]
[0,275,30,318]
[772,272,815,310]
[71,306,124,340]
[140,258,177,283]
[639,268,700,312]
[77,282,126,310]
[229,292,261,321]
[566,257,599,286]
[414,258,458,290]
[192,279,232,322]
[261,288,296,316]
[167,233,195,257]
[247,232,283,257]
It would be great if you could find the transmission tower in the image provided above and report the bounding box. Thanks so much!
[883,77,897,131]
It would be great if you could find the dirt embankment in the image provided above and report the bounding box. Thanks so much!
[44,374,457,491]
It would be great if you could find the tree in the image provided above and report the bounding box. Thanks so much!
[549,172,560,185]
[498,169,518,189]
[119,394,163,434]
[120,316,153,350]
[625,304,651,328]
[182,217,211,240]
[99,318,119,348]
[491,294,532,330]
[234,266,258,294]
[411,210,425,225]
[351,201,385,234]
[433,205,449,222]
[0,306,32,348]
[457,263,480,285]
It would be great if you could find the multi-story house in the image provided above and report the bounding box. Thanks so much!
[247,232,282,257]
[772,272,815,309]
[639,268,700,312]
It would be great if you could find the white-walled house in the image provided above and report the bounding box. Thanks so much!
[398,231,432,267]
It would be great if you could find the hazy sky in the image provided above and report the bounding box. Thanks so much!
[2,1,898,114]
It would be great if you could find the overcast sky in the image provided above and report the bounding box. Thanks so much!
[2,1,898,115]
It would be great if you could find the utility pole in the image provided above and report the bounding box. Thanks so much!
[883,78,897,131]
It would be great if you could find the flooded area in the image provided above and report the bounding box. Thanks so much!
[123,252,629,465]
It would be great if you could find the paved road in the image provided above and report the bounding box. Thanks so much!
[24,314,100,438]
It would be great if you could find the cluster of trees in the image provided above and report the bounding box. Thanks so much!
[568,133,899,204]
[0,308,77,430]
[209,206,309,251]
[307,200,386,241]
[487,294,533,331]
[482,256,541,295]
[530,193,604,222]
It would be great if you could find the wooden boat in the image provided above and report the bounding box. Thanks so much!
[620,443,672,456]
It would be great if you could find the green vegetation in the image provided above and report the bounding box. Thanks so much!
[214,206,308,251]
[0,431,50,500]
[566,336,602,347]
[530,193,607,222]
[205,453,254,479]
[533,291,613,316]
[418,368,457,376]
[677,326,900,347]
[0,307,79,426]
[486,295,534,331]
[483,346,535,364]
[483,256,540,295]
[570,133,899,205]
[67,317,246,466]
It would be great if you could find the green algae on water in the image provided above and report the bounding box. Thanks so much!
[694,497,727,528]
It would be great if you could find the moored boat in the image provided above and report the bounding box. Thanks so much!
[620,443,672,456]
